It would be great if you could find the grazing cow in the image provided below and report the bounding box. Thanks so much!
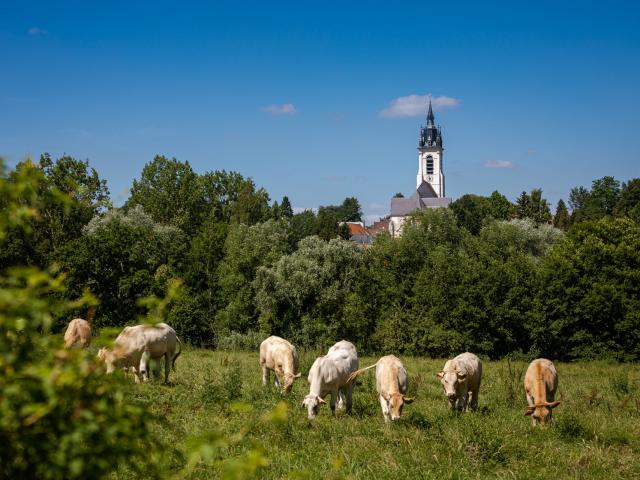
[64,318,92,348]
[524,358,560,426]
[97,322,182,384]
[259,335,301,394]
[350,355,414,422]
[437,352,482,411]
[303,340,359,419]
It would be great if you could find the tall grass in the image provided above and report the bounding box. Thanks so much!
[113,350,640,479]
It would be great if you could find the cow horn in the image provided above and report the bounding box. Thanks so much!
[318,397,326,404]
[294,373,301,378]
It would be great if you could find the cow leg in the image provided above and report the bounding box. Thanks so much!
[345,384,353,414]
[262,366,269,387]
[153,358,161,381]
[139,352,150,382]
[330,391,337,415]
[164,352,171,384]
[469,389,478,411]
[274,374,281,389]
[379,395,390,423]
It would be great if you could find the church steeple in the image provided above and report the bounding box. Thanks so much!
[426,99,435,126]
[418,99,442,148]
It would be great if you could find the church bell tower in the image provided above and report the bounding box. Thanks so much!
[416,100,445,197]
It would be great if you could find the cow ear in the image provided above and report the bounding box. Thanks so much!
[547,401,561,409]
[456,371,467,380]
[436,372,444,379]
[382,393,391,401]
[403,396,414,404]
[317,397,326,404]
[524,408,534,416]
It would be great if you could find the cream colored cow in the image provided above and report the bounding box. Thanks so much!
[64,318,92,348]
[97,323,181,384]
[437,352,482,411]
[350,355,414,422]
[524,358,560,426]
[303,340,359,419]
[259,335,301,394]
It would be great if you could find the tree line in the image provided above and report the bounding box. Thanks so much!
[2,154,639,360]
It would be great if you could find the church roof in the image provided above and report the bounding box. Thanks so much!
[417,180,437,198]
[390,189,452,217]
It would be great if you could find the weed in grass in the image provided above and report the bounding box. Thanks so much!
[555,413,594,441]
[498,358,526,404]
[610,372,631,399]
[463,429,507,466]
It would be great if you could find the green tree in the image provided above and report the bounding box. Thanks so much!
[488,190,514,220]
[215,220,290,334]
[450,194,492,235]
[59,206,186,328]
[316,207,349,241]
[516,189,551,224]
[0,155,110,269]
[535,217,640,360]
[570,176,622,223]
[254,236,362,347]
[553,199,570,230]
[127,155,204,235]
[289,210,317,247]
[615,178,640,219]
[338,196,363,222]
[280,196,293,218]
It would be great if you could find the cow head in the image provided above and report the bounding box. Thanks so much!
[97,347,117,374]
[437,369,466,405]
[302,394,326,419]
[524,401,560,426]
[384,392,414,421]
[281,372,302,395]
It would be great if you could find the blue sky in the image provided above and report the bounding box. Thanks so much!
[2,1,639,223]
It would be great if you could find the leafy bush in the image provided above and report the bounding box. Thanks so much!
[0,160,160,479]
[217,330,264,351]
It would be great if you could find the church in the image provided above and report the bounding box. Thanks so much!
[388,100,452,236]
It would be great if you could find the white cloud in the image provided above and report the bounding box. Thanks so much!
[261,103,296,115]
[28,27,48,35]
[483,160,514,169]
[379,94,460,118]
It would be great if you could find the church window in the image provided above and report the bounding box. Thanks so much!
[426,155,434,175]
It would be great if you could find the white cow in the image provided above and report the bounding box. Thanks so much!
[64,318,91,348]
[97,322,182,384]
[303,340,359,419]
[259,335,301,394]
[524,358,560,426]
[349,355,414,422]
[437,352,482,411]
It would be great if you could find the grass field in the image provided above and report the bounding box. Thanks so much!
[113,349,640,479]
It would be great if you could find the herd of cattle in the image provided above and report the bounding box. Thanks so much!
[64,319,561,426]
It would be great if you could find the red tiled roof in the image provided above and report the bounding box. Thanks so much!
[368,217,390,234]
[347,222,370,236]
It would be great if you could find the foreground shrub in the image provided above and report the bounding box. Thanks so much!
[0,160,160,479]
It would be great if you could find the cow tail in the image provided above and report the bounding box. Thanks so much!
[347,363,378,384]
[172,337,182,371]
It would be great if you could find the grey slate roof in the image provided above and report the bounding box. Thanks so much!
[390,189,451,217]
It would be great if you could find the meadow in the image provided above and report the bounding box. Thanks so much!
[114,349,640,479]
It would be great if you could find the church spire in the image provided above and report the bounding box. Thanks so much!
[426,98,435,126]
[418,99,442,148]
